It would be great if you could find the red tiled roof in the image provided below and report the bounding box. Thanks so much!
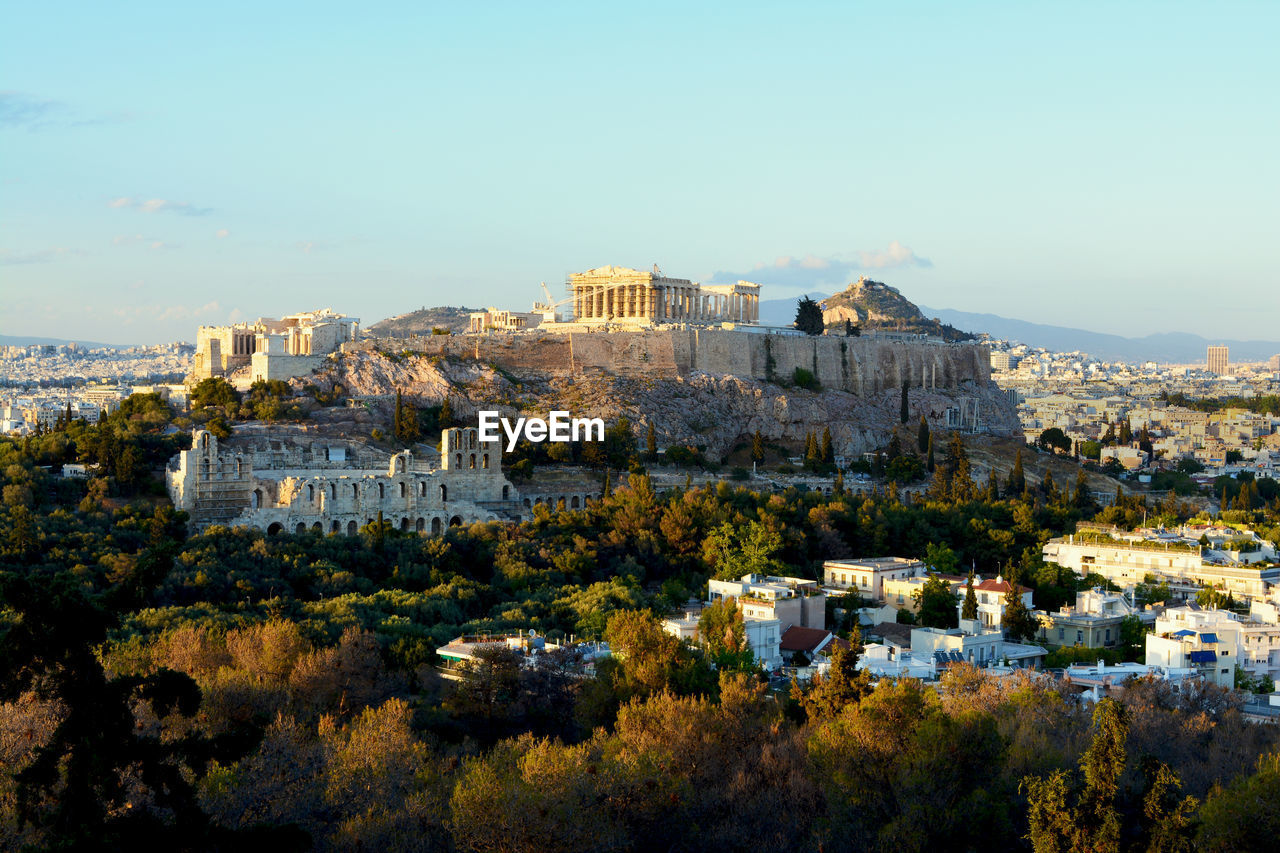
[780,625,834,653]
[975,579,1029,595]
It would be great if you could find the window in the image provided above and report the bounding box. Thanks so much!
[1076,631,1084,644]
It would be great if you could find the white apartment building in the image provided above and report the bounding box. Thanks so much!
[1043,524,1280,601]
[823,557,926,601]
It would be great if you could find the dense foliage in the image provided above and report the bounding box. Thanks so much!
[3,399,1280,850]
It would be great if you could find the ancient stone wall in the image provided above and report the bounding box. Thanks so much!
[348,328,990,396]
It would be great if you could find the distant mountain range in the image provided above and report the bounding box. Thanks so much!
[758,295,1279,363]
[0,334,125,349]
[917,307,1280,364]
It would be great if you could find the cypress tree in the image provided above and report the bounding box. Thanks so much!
[439,396,453,429]
[394,389,403,440]
[821,427,833,463]
[987,470,1000,501]
[927,434,935,472]
[1074,469,1090,509]
[1043,470,1058,502]
[962,573,979,620]
[900,381,910,424]
[917,415,930,453]
[750,430,765,463]
[646,422,657,458]
[1008,449,1026,495]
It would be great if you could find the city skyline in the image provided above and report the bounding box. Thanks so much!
[3,1,1278,344]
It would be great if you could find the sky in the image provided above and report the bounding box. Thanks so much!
[2,1,1277,344]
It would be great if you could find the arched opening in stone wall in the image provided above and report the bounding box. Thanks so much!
[352,483,359,498]
[483,454,489,469]
[252,489,262,509]
[400,518,410,531]
[431,517,442,534]
[399,482,406,498]
[440,484,448,502]
[296,522,306,534]
[267,522,283,536]
[469,454,476,469]
[416,517,424,532]
[502,485,509,500]
[523,498,531,508]
[330,484,337,499]
[307,484,314,501]
[347,520,357,535]
[455,453,462,467]
[331,520,340,533]
[449,515,463,527]
[420,482,427,497]
[571,496,580,508]
[378,483,385,499]
[311,522,322,532]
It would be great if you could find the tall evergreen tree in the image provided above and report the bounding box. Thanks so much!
[1042,470,1058,503]
[794,296,825,335]
[926,434,935,472]
[1001,567,1038,642]
[646,422,657,458]
[1073,469,1091,510]
[750,430,765,463]
[962,573,979,620]
[917,415,930,453]
[1008,449,1026,495]
[821,427,833,463]
[900,381,910,424]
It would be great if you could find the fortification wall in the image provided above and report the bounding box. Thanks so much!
[348,329,990,395]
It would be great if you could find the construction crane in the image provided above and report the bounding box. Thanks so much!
[532,281,576,323]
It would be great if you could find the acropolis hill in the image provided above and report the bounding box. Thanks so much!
[316,329,1017,462]
[206,269,1020,461]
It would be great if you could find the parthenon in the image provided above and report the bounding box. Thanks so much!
[567,266,760,325]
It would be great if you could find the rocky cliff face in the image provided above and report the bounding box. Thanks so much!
[304,335,1020,460]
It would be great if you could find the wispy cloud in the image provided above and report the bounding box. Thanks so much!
[108,197,212,216]
[112,234,181,250]
[0,91,132,131]
[0,246,87,265]
[857,241,932,270]
[708,242,932,290]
